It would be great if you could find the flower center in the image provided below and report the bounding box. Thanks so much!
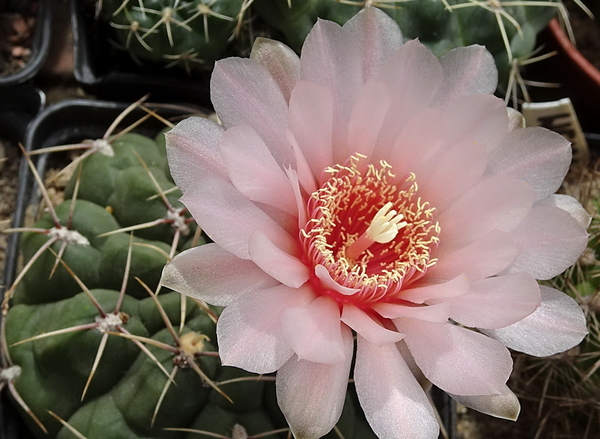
[300,154,440,307]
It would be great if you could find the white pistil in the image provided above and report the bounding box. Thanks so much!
[367,202,407,243]
[345,202,406,260]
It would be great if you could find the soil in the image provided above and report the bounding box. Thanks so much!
[0,1,37,77]
[0,140,19,271]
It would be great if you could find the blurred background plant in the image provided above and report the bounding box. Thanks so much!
[91,0,591,104]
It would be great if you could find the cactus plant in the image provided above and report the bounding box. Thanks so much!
[251,0,571,100]
[1,102,380,439]
[95,0,587,103]
[97,0,250,72]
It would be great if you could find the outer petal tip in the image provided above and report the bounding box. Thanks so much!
[450,385,521,421]
[482,286,588,357]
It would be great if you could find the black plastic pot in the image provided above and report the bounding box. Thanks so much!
[0,87,45,439]
[0,84,45,142]
[0,0,52,86]
[70,0,211,105]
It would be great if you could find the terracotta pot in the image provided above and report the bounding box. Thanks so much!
[537,18,600,132]
[549,19,600,96]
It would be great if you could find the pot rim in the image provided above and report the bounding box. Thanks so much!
[548,18,600,86]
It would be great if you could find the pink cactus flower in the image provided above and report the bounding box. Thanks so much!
[162,7,589,439]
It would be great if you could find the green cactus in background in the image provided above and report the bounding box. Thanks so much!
[251,0,568,99]
[98,0,249,72]
[95,0,581,101]
[1,103,378,439]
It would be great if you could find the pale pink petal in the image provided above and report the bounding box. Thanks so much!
[449,385,520,421]
[434,45,498,105]
[315,265,360,296]
[396,340,431,391]
[219,124,297,215]
[300,18,362,151]
[430,230,519,280]
[506,203,588,280]
[538,194,591,229]
[375,40,443,155]
[346,81,391,160]
[438,175,535,247]
[288,128,318,195]
[342,7,403,81]
[400,275,469,304]
[440,93,509,154]
[396,319,512,395]
[430,273,541,329]
[282,296,346,364]
[248,231,309,288]
[250,37,300,102]
[486,127,571,200]
[386,108,445,173]
[341,304,404,346]
[180,177,296,259]
[354,336,439,439]
[378,39,443,112]
[217,284,315,374]
[373,302,450,323]
[258,203,297,235]
[301,18,361,90]
[415,140,488,209]
[481,286,587,357]
[211,58,293,165]
[284,167,308,228]
[165,116,227,191]
[276,328,353,439]
[288,81,334,181]
[161,244,278,306]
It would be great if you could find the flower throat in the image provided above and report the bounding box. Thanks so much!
[300,154,440,306]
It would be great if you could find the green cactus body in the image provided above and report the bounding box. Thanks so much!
[64,133,166,205]
[5,121,378,438]
[100,0,245,67]
[106,326,218,436]
[64,132,192,244]
[98,233,172,298]
[185,404,279,439]
[5,289,147,436]
[15,201,178,305]
[16,199,120,304]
